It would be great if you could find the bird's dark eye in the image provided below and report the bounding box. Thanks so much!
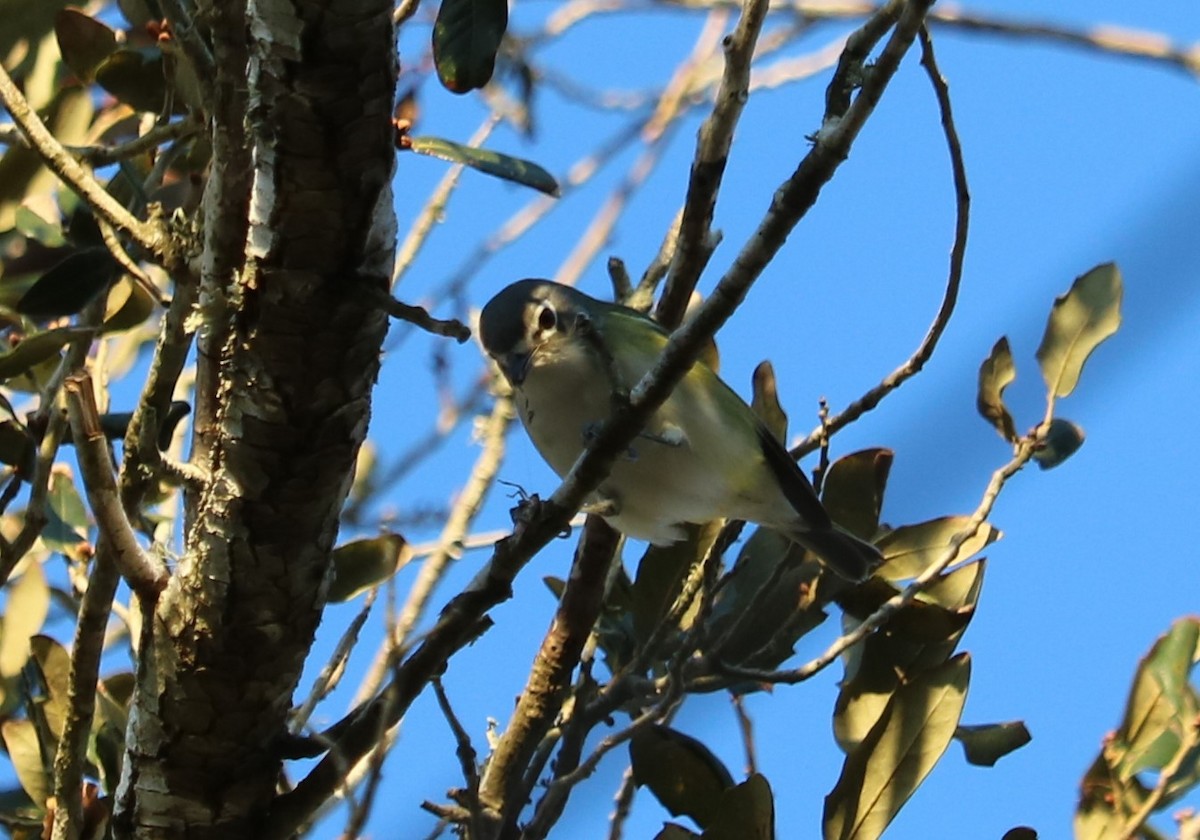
[536,303,557,333]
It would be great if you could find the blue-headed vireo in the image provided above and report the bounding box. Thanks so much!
[479,279,880,581]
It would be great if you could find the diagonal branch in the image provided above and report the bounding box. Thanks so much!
[267,2,936,834]
[0,64,173,263]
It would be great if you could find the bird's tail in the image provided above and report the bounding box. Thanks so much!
[790,525,881,582]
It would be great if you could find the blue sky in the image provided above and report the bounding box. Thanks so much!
[301,2,1200,836]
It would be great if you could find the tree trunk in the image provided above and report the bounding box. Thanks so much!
[113,0,397,835]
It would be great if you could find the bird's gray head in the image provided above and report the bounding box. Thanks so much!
[479,279,587,386]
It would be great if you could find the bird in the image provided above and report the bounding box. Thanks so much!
[478,279,881,581]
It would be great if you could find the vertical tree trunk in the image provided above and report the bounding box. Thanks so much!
[114,0,397,835]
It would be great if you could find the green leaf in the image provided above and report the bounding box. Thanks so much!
[94,47,180,115]
[0,420,33,471]
[954,721,1032,767]
[0,719,50,809]
[706,528,826,672]
[631,725,735,830]
[821,449,892,541]
[0,325,96,379]
[408,135,559,196]
[41,469,90,558]
[874,517,1000,581]
[977,337,1018,443]
[17,247,121,319]
[1074,753,1149,840]
[327,533,409,602]
[0,563,50,680]
[1033,418,1085,470]
[27,635,70,741]
[13,205,66,249]
[1036,262,1122,399]
[432,0,508,93]
[102,276,158,334]
[834,562,983,754]
[54,9,118,82]
[751,362,788,443]
[632,522,718,646]
[824,653,971,840]
[703,774,775,839]
[1110,616,1200,780]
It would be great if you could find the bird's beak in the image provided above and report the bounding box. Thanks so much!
[499,351,532,386]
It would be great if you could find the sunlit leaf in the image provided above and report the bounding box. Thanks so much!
[17,247,121,319]
[824,653,971,840]
[1036,263,1122,399]
[27,635,70,740]
[408,136,559,196]
[751,362,788,443]
[1074,753,1148,840]
[0,720,50,809]
[102,276,157,334]
[1032,418,1085,470]
[821,449,892,541]
[432,0,508,93]
[631,725,735,830]
[1110,616,1200,780]
[954,721,1032,766]
[977,336,1017,442]
[327,533,409,602]
[13,206,65,249]
[54,9,118,82]
[875,517,999,582]
[0,563,50,679]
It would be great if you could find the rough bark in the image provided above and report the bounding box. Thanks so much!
[114,0,397,835]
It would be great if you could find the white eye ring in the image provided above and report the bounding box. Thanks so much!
[535,302,557,334]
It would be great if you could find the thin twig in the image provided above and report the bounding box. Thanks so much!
[700,426,1044,691]
[730,694,757,775]
[291,590,378,734]
[0,64,170,262]
[64,373,168,599]
[793,18,969,458]
[656,0,770,328]
[0,118,201,166]
[606,767,638,840]
[369,285,471,343]
[432,678,484,837]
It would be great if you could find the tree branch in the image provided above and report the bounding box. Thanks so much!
[0,64,172,263]
[793,20,969,457]
[656,0,769,328]
[64,373,168,599]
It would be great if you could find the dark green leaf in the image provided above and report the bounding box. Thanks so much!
[955,721,1032,766]
[1002,830,1038,840]
[17,247,120,318]
[432,0,508,93]
[632,522,718,646]
[1033,418,1085,470]
[824,653,971,840]
[977,336,1018,442]
[94,47,179,115]
[0,420,33,471]
[1036,262,1122,399]
[751,362,788,443]
[631,725,735,829]
[327,533,409,602]
[707,528,826,673]
[408,135,559,196]
[702,774,775,839]
[654,826,700,840]
[54,9,118,82]
[821,448,892,541]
